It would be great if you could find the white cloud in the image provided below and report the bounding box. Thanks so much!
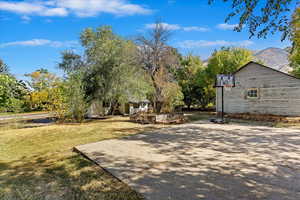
[145,23,210,32]
[183,26,210,32]
[43,7,68,16]
[0,39,78,48]
[217,23,239,30]
[0,0,151,18]
[145,23,181,31]
[177,40,254,48]
[55,0,152,17]
[0,1,68,16]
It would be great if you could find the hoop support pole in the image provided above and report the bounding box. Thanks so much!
[221,86,224,121]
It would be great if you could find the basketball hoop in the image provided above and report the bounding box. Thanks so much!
[224,85,232,92]
[214,74,236,123]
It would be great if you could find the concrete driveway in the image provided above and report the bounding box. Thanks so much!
[75,122,300,200]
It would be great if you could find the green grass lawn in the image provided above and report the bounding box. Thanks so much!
[0,116,167,200]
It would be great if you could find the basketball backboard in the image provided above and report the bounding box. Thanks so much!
[216,74,235,87]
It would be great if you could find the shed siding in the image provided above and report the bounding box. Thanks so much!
[216,63,300,116]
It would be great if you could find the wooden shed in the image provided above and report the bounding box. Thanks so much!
[216,61,300,116]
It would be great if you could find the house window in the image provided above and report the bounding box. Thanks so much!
[247,88,259,98]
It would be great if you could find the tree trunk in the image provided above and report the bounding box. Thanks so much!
[151,75,163,114]
[187,104,191,110]
[107,101,118,115]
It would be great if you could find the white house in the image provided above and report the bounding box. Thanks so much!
[87,98,151,117]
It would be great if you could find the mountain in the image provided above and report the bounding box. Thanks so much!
[202,47,292,73]
[254,47,292,73]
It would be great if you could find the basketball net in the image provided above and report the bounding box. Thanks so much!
[224,84,232,91]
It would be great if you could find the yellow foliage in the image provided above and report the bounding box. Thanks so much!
[26,90,49,111]
[26,88,64,112]
[154,67,184,113]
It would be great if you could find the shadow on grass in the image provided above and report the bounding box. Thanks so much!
[0,117,55,130]
[0,116,132,131]
[0,153,144,200]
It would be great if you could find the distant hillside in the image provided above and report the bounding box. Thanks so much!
[254,47,292,73]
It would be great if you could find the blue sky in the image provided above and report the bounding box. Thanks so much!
[0,0,293,78]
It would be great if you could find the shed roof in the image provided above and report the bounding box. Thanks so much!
[234,61,300,80]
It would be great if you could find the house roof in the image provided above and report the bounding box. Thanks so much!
[233,61,300,81]
[128,97,150,104]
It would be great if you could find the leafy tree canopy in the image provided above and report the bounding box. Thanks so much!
[59,50,85,75]
[24,69,61,111]
[80,26,153,109]
[176,55,205,108]
[206,47,254,81]
[192,47,255,108]
[209,0,297,40]
[290,7,300,77]
[25,68,60,91]
[0,74,28,112]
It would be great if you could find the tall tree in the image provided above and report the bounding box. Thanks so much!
[80,26,152,114]
[136,21,182,113]
[53,51,88,122]
[206,47,254,80]
[59,50,85,75]
[209,0,297,40]
[0,74,28,112]
[176,55,205,109]
[290,7,300,77]
[0,59,29,112]
[25,69,61,111]
[25,68,59,91]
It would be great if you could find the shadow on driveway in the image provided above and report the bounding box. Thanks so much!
[75,122,300,200]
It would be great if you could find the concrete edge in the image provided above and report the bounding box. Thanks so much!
[72,146,146,199]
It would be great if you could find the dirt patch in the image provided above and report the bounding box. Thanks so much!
[228,113,300,123]
[130,113,185,124]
